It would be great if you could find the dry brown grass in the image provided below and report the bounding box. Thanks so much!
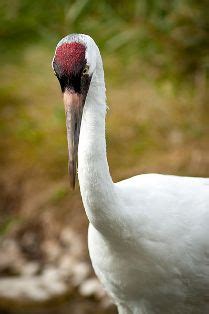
[1,45,209,233]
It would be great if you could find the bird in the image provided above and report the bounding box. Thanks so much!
[52,34,209,314]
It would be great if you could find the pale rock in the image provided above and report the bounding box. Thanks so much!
[72,262,90,286]
[42,239,61,261]
[79,278,105,299]
[58,254,76,273]
[20,262,40,276]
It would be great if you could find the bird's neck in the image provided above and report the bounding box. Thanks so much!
[78,67,117,233]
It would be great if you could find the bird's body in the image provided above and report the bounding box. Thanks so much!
[89,175,209,313]
[53,34,209,314]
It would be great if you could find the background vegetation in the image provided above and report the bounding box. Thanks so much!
[0,1,209,313]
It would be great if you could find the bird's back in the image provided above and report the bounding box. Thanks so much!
[89,174,209,313]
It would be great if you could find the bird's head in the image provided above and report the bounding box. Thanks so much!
[52,34,98,189]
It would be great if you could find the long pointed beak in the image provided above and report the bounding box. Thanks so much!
[64,90,83,189]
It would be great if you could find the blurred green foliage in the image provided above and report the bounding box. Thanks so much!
[1,0,209,81]
[0,1,209,233]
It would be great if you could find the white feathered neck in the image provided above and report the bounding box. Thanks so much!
[77,53,120,233]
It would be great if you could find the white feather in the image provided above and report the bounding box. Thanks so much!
[65,34,209,314]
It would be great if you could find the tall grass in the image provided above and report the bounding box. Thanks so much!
[1,0,209,82]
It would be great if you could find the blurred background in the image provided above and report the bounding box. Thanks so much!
[0,1,209,313]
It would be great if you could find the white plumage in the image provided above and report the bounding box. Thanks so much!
[53,34,209,314]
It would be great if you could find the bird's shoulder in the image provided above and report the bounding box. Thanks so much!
[114,173,209,254]
[114,173,209,219]
[115,173,209,192]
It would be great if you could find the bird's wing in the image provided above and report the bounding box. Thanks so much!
[115,173,209,248]
[115,173,209,210]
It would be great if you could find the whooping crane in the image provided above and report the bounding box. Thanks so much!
[52,34,209,314]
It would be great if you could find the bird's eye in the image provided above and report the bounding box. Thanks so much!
[83,65,89,76]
